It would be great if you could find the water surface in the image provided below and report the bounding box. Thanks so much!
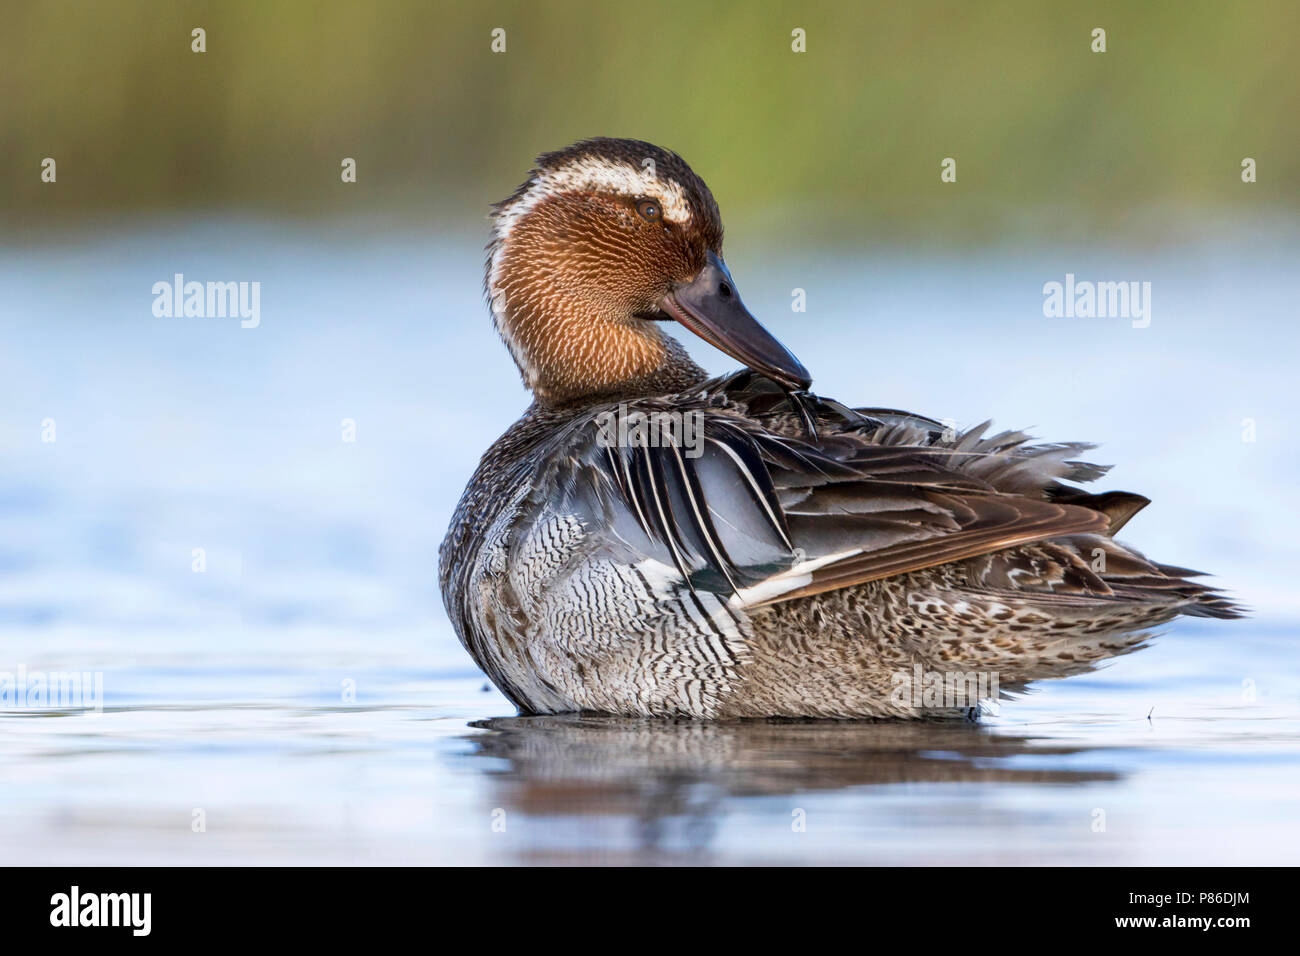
[2,221,1297,864]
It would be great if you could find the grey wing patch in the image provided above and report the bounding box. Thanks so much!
[583,397,1113,611]
[582,379,1234,620]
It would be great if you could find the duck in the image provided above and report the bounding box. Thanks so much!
[439,137,1239,720]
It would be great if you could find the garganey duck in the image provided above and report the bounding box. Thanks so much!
[439,137,1238,719]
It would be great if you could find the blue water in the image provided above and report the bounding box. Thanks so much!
[1,219,1297,863]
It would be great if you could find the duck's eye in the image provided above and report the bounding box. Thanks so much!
[635,198,663,223]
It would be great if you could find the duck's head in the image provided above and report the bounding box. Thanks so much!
[486,137,811,406]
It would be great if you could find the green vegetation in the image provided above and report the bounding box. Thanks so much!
[4,0,1296,237]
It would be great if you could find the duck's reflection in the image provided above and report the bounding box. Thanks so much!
[464,714,1120,862]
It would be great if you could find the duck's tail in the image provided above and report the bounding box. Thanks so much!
[912,532,1244,687]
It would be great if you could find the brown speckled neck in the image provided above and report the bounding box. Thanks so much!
[537,334,709,409]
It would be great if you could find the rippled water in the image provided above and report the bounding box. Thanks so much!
[2,220,1298,864]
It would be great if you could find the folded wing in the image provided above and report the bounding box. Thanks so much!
[555,375,1122,610]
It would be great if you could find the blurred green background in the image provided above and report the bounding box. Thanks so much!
[3,0,1297,240]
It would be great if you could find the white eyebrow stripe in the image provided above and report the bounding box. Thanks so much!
[539,158,692,223]
[493,158,692,244]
